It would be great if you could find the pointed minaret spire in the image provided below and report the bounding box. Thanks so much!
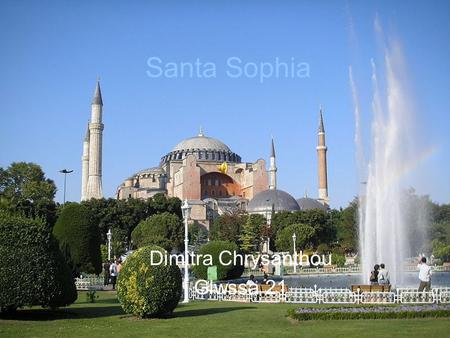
[269,137,277,190]
[92,79,103,106]
[316,106,329,205]
[85,79,104,200]
[84,122,90,141]
[271,137,276,158]
[319,105,325,133]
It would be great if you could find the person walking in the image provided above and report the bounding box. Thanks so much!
[378,263,390,285]
[110,260,118,290]
[418,256,432,291]
[103,260,111,287]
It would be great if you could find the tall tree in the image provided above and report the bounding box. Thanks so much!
[336,199,359,253]
[131,212,183,252]
[53,203,102,275]
[209,211,246,243]
[239,217,260,253]
[275,223,316,252]
[0,162,58,227]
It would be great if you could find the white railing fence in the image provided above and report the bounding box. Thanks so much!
[75,274,104,290]
[189,285,450,305]
[243,264,450,276]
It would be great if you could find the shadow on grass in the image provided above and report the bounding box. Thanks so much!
[0,304,124,321]
[0,295,256,321]
[172,306,256,318]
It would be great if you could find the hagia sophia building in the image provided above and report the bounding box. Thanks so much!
[81,81,329,229]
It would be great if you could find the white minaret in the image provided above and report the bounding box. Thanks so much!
[269,137,277,190]
[317,106,329,205]
[81,123,90,201]
[85,80,104,200]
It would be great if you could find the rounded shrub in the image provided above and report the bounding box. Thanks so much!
[53,203,102,275]
[331,253,346,267]
[192,240,244,280]
[0,212,77,312]
[116,245,182,318]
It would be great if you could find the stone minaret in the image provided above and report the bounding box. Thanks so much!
[269,138,277,190]
[317,106,329,205]
[81,123,90,201]
[85,80,104,200]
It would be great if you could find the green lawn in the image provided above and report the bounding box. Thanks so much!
[0,292,449,338]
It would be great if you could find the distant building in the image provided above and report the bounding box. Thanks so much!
[80,82,330,228]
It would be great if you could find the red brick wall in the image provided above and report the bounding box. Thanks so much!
[182,155,201,199]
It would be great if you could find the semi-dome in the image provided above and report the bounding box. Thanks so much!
[296,197,328,211]
[247,189,300,213]
[160,131,241,165]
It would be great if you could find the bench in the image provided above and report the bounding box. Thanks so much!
[259,284,289,293]
[351,284,391,293]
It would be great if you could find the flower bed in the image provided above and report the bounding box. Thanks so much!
[288,304,450,321]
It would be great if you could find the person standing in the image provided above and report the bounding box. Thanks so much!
[103,260,111,286]
[378,263,390,285]
[418,256,432,291]
[116,259,122,277]
[110,260,118,290]
[369,264,380,285]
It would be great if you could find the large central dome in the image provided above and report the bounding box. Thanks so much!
[172,134,231,152]
[160,130,241,165]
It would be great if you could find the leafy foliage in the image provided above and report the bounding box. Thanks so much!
[239,215,264,253]
[275,223,315,252]
[271,209,336,251]
[131,212,182,251]
[209,212,246,243]
[0,162,58,227]
[331,253,346,267]
[192,241,244,280]
[432,240,450,262]
[188,221,208,251]
[81,194,181,254]
[0,212,77,312]
[116,246,182,318]
[335,199,358,253]
[53,203,102,275]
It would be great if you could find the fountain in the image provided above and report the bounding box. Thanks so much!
[352,21,427,286]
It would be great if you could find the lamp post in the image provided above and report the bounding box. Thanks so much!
[181,200,191,303]
[59,169,73,205]
[292,233,297,274]
[107,228,112,261]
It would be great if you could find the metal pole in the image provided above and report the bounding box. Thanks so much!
[59,169,73,205]
[293,234,297,274]
[63,172,67,205]
[107,229,112,261]
[183,204,189,303]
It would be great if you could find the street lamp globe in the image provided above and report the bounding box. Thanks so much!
[181,199,192,219]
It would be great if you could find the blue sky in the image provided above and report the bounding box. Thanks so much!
[0,0,449,208]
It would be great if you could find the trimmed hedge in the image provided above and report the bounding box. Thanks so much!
[192,241,244,281]
[0,212,77,312]
[116,246,182,318]
[53,203,102,275]
[287,305,450,321]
